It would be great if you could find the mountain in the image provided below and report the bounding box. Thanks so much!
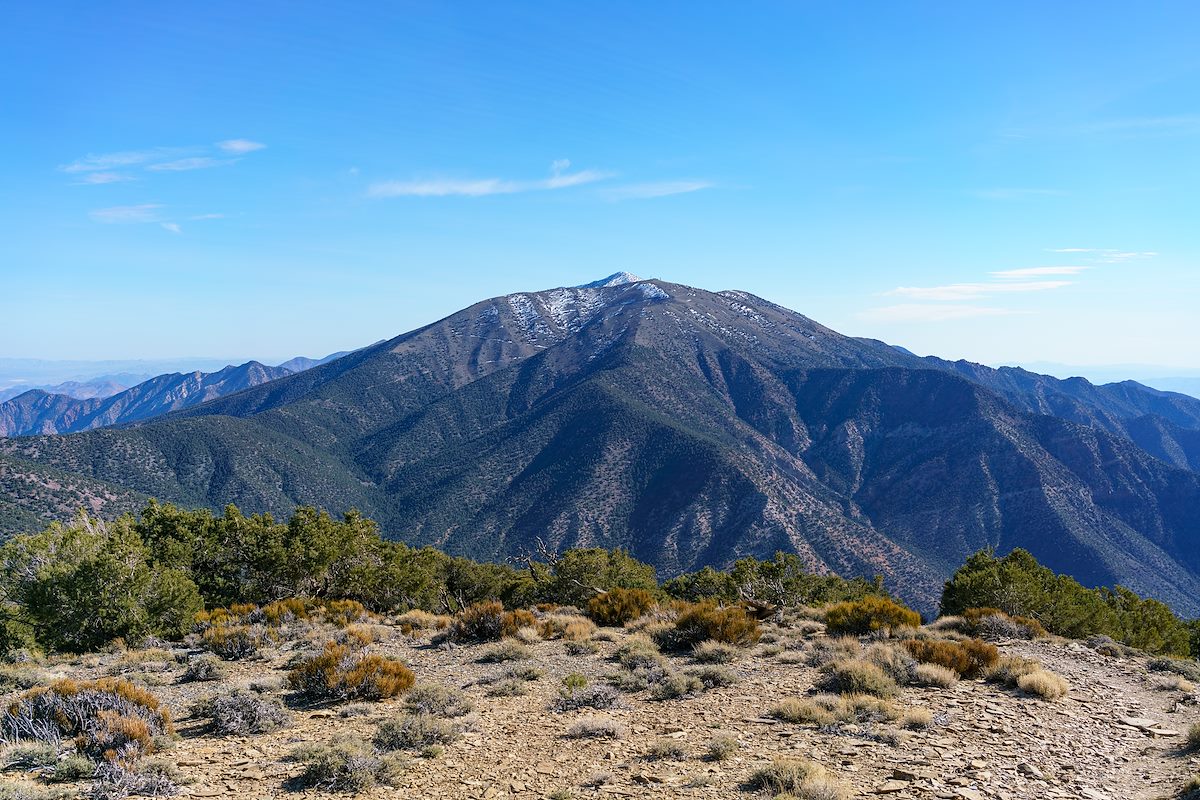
[2,276,1198,615]
[0,352,352,438]
[0,375,142,403]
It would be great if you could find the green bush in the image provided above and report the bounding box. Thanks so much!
[587,588,656,626]
[824,596,920,635]
[941,548,1191,655]
[668,602,760,650]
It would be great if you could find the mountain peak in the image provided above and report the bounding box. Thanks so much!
[578,272,644,288]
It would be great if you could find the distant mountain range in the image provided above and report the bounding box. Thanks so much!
[2,275,1197,615]
[0,352,349,437]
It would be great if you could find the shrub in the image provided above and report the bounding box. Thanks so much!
[587,589,656,627]
[336,624,383,648]
[1017,669,1069,700]
[1185,723,1200,752]
[208,691,291,734]
[500,609,537,638]
[864,643,917,683]
[770,698,835,726]
[449,601,506,642]
[323,599,372,628]
[1149,658,1200,683]
[816,659,897,698]
[180,655,226,683]
[824,596,920,636]
[48,754,95,782]
[4,742,57,767]
[374,713,460,751]
[646,739,687,761]
[692,640,741,664]
[747,757,846,799]
[669,602,760,649]
[394,610,451,631]
[486,679,527,697]
[963,608,1046,640]
[684,665,739,689]
[912,663,959,688]
[91,758,185,800]
[477,641,530,663]
[1152,674,1195,693]
[650,672,704,700]
[564,639,600,655]
[564,716,627,740]
[287,642,415,701]
[201,624,267,660]
[705,734,738,761]
[553,684,622,712]
[404,684,474,718]
[537,614,597,641]
[1,678,173,762]
[902,638,998,678]
[258,598,311,626]
[805,636,860,667]
[902,708,933,729]
[614,636,666,671]
[983,655,1042,687]
[290,736,405,791]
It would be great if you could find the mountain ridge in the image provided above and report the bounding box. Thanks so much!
[2,276,1198,615]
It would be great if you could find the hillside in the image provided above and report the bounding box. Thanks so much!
[2,275,1199,614]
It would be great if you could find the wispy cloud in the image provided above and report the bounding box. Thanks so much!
[89,204,164,224]
[160,222,182,234]
[368,159,612,198]
[146,157,235,172]
[61,139,265,180]
[216,139,266,154]
[602,180,714,200]
[858,304,1026,323]
[190,213,225,220]
[1047,248,1157,263]
[887,280,1073,301]
[990,266,1089,279]
[61,149,173,173]
[74,171,135,185]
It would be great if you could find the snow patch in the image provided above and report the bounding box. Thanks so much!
[578,271,644,288]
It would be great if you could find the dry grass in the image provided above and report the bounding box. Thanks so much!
[902,637,999,678]
[692,640,742,663]
[564,716,628,740]
[1017,669,1069,700]
[1186,723,1200,752]
[902,708,933,729]
[816,659,897,698]
[912,663,959,688]
[824,596,921,636]
[747,757,848,799]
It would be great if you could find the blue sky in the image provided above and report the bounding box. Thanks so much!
[3,2,1198,369]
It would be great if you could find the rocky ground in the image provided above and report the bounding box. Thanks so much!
[3,614,1199,800]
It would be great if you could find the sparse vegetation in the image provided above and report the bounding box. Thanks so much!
[816,659,897,698]
[587,588,656,627]
[705,734,739,761]
[692,640,741,663]
[747,757,848,799]
[646,738,688,761]
[1185,723,1200,752]
[207,690,291,734]
[564,716,627,740]
[374,713,461,751]
[824,596,921,636]
[1016,669,1070,700]
[902,637,999,678]
[287,642,415,701]
[0,678,173,762]
[405,684,474,718]
[290,736,406,791]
